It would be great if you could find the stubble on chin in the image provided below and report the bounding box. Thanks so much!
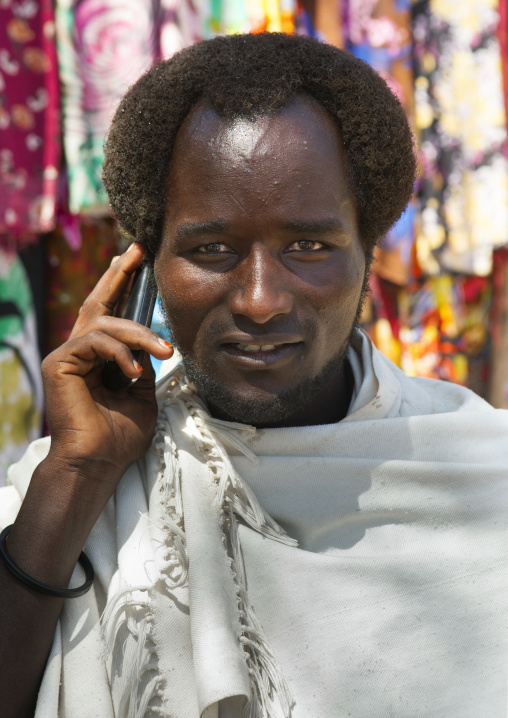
[179,335,352,426]
[158,267,370,426]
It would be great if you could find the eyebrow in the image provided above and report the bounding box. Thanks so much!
[173,220,229,246]
[171,217,346,247]
[281,219,347,235]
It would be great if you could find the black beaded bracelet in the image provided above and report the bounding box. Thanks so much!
[0,524,94,598]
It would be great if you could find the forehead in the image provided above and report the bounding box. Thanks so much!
[165,95,357,228]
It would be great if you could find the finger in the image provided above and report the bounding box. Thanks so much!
[115,272,135,318]
[70,242,144,339]
[131,344,157,394]
[48,331,144,383]
[69,316,173,361]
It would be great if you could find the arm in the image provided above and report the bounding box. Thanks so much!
[0,244,173,718]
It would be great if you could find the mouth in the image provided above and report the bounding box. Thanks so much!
[220,340,304,367]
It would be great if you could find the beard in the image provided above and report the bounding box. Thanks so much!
[157,264,370,426]
[181,341,350,426]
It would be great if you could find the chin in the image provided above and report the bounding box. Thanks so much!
[181,350,346,427]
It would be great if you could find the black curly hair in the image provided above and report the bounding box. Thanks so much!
[103,32,416,262]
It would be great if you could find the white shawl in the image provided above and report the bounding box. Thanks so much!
[2,330,508,718]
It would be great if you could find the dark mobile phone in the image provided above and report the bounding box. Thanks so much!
[101,264,157,392]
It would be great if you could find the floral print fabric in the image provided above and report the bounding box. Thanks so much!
[413,0,508,277]
[45,217,123,352]
[0,249,42,485]
[56,0,306,214]
[55,0,164,214]
[0,0,60,240]
[344,0,416,286]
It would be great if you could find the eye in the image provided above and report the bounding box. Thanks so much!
[195,242,232,254]
[286,239,327,252]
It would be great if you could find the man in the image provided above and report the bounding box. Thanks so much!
[1,32,507,718]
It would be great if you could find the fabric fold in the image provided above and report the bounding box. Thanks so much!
[1,329,507,718]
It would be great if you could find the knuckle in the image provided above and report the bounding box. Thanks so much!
[118,344,132,359]
[92,314,110,330]
[80,294,93,311]
[41,353,54,375]
[87,329,103,343]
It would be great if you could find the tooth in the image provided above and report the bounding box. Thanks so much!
[260,345,276,350]
[245,345,261,351]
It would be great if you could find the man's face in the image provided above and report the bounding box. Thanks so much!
[154,96,366,425]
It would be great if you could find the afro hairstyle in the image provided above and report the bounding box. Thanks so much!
[103,32,416,262]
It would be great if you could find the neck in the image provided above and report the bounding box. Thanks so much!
[206,360,355,429]
[260,360,354,428]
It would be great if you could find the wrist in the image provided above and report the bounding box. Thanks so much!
[8,456,118,588]
[45,445,126,479]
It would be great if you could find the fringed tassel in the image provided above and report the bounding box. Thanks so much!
[100,379,191,718]
[164,378,296,718]
[101,367,296,718]
[155,420,189,591]
[172,385,297,549]
[229,511,294,718]
[101,591,161,718]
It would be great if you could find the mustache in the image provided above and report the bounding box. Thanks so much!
[158,297,318,346]
[201,315,318,345]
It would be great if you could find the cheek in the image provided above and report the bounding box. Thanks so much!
[312,250,365,334]
[155,258,227,346]
[306,249,365,312]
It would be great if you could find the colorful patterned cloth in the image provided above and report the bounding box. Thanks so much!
[413,0,508,277]
[0,0,60,240]
[55,0,308,214]
[488,247,508,408]
[500,0,508,118]
[45,217,124,352]
[361,269,492,398]
[345,0,416,285]
[0,248,42,485]
[55,0,164,214]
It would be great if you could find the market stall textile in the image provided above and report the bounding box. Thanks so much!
[413,0,508,277]
[345,0,416,286]
[0,0,60,240]
[45,217,124,353]
[361,269,492,399]
[488,247,508,408]
[498,0,508,119]
[0,248,43,486]
[55,0,165,215]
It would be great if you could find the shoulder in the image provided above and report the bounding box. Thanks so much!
[389,358,498,418]
[364,331,500,418]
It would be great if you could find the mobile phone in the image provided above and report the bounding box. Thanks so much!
[101,263,157,392]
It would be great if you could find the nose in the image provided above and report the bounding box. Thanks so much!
[229,245,293,324]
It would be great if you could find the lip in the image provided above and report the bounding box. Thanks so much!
[219,333,303,346]
[220,341,304,368]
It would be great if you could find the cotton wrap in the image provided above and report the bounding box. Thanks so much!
[1,329,508,718]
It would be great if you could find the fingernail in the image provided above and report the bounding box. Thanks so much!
[126,242,137,253]
[133,360,142,372]
[158,338,172,348]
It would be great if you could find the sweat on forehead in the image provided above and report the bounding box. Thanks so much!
[180,95,343,151]
[103,32,416,260]
[171,97,349,179]
[164,97,357,233]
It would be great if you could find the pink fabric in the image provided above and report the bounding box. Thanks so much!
[0,0,60,240]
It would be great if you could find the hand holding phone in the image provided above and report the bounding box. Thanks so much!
[37,240,172,511]
[101,264,157,391]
